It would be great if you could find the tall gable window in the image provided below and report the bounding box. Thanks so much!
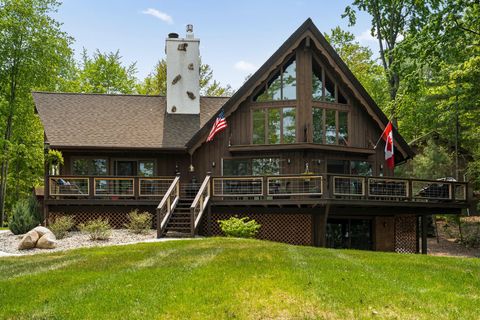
[253,107,296,144]
[255,58,296,101]
[312,59,347,104]
[312,108,349,145]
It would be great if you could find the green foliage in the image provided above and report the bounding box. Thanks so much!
[218,216,261,238]
[49,215,75,239]
[325,27,389,109]
[137,58,233,97]
[8,197,39,235]
[397,138,454,179]
[79,217,112,241]
[0,0,73,225]
[124,209,152,234]
[46,149,64,167]
[77,49,137,94]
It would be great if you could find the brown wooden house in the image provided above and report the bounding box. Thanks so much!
[34,19,472,253]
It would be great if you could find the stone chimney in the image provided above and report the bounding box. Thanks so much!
[166,24,200,114]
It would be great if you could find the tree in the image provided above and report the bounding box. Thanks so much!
[137,58,233,97]
[0,0,73,226]
[324,27,389,110]
[343,0,440,119]
[77,49,137,94]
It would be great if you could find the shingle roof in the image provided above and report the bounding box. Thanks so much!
[33,92,227,150]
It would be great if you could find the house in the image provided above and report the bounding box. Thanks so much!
[33,19,472,253]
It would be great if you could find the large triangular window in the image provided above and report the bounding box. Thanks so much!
[254,58,296,101]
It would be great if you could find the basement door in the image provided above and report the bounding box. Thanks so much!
[326,218,372,250]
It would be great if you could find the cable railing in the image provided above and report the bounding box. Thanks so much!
[210,174,469,203]
[47,174,469,204]
[47,175,175,200]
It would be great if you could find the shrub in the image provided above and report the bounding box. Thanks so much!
[79,218,112,240]
[218,216,261,238]
[8,198,39,235]
[124,210,152,234]
[49,216,75,239]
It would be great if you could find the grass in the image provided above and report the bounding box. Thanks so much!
[1,238,479,320]
[0,227,8,230]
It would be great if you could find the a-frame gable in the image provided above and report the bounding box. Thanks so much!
[187,18,414,163]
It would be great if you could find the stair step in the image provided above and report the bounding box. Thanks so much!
[163,231,192,238]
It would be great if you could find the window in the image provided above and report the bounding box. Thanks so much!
[312,59,348,104]
[222,158,280,176]
[255,59,296,101]
[223,159,252,176]
[252,158,280,175]
[72,159,108,176]
[138,161,154,177]
[252,109,266,144]
[327,160,372,176]
[252,107,296,144]
[312,108,349,145]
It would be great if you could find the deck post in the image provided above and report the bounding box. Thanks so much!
[421,214,428,254]
[314,204,329,247]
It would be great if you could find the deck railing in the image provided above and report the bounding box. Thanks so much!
[191,175,211,233]
[157,176,180,237]
[47,174,469,204]
[210,174,469,203]
[267,175,323,197]
[48,176,175,199]
[49,177,89,197]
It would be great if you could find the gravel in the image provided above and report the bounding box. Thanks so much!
[0,229,166,256]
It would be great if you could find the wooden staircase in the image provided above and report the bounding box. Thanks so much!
[162,197,195,237]
[157,176,211,239]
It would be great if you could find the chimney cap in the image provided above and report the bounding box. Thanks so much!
[168,32,179,39]
[186,24,193,33]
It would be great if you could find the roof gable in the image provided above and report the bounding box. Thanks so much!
[187,18,414,162]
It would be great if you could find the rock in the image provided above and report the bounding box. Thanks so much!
[18,230,39,250]
[33,226,54,238]
[36,233,57,249]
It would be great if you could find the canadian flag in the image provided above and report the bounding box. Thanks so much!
[381,121,395,169]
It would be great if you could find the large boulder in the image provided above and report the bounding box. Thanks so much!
[33,226,54,238]
[36,233,57,249]
[18,230,39,250]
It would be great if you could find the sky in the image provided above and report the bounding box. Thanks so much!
[54,0,378,90]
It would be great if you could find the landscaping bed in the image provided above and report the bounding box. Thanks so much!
[0,229,157,256]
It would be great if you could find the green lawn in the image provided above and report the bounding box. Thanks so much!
[1,238,479,320]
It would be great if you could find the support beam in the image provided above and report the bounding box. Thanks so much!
[421,214,428,254]
[315,204,329,247]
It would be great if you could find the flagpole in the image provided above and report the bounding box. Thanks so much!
[373,119,392,149]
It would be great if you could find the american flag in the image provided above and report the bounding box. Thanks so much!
[206,109,227,142]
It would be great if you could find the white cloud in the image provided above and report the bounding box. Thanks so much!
[142,8,173,24]
[234,60,257,72]
[356,29,376,43]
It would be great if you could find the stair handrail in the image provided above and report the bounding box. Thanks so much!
[190,175,211,234]
[156,176,180,237]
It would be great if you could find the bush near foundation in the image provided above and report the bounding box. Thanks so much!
[218,216,261,238]
[79,218,112,240]
[124,210,152,234]
[49,216,75,239]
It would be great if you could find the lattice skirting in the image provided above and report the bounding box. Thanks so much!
[201,212,314,246]
[48,206,157,229]
[394,215,418,253]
